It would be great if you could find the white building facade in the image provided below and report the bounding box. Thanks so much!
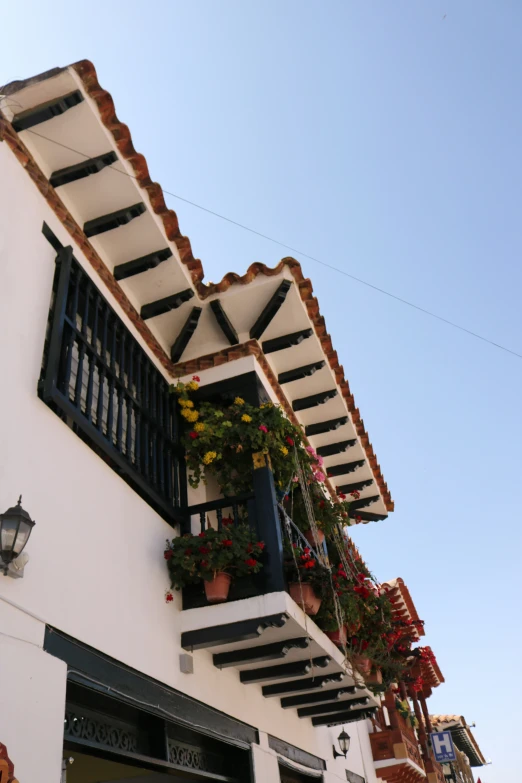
[0,62,396,783]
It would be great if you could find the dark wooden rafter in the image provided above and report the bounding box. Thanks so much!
[292,389,337,412]
[140,289,194,320]
[181,614,288,651]
[278,361,325,385]
[170,307,202,362]
[311,707,376,727]
[12,90,84,132]
[114,248,173,281]
[49,151,117,188]
[305,416,348,436]
[84,203,146,237]
[262,672,344,697]
[280,686,357,709]
[326,460,365,478]
[210,300,239,345]
[240,656,330,684]
[262,328,313,354]
[297,696,369,718]
[250,280,292,340]
[348,495,380,511]
[316,439,357,458]
[336,479,374,494]
[351,510,387,522]
[214,638,309,669]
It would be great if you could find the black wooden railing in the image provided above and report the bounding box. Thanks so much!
[39,246,185,525]
[184,493,255,535]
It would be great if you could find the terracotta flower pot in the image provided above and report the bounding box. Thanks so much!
[366,668,383,685]
[325,625,347,647]
[204,572,232,604]
[289,582,322,615]
[304,529,325,548]
[352,655,372,677]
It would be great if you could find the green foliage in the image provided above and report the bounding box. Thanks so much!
[164,522,264,588]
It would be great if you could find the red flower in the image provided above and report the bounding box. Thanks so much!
[222,539,233,547]
[164,549,173,560]
[258,425,268,433]
[256,541,265,550]
[303,547,311,555]
[200,560,208,568]
[199,546,210,554]
[198,532,206,538]
[319,500,325,509]
[165,592,174,603]
[338,492,347,500]
[245,558,257,568]
[189,431,198,439]
[350,490,361,500]
[304,560,315,569]
[360,640,369,651]
[286,436,294,446]
[192,375,200,382]
[184,548,193,556]
[354,515,362,522]
[356,573,366,583]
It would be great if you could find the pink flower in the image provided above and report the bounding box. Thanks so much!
[258,425,268,433]
[316,455,324,467]
[306,446,317,457]
[314,471,326,482]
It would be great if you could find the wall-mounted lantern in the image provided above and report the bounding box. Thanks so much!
[0,496,35,576]
[332,728,351,759]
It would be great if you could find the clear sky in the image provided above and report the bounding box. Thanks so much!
[2,2,521,781]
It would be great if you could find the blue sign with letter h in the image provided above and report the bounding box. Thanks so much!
[430,731,457,763]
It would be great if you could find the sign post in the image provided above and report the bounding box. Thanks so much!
[430,731,457,763]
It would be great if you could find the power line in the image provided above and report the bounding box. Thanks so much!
[25,126,522,361]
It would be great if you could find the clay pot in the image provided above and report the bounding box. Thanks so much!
[325,625,347,647]
[352,655,372,677]
[304,529,325,548]
[204,573,232,604]
[366,668,383,685]
[289,582,322,615]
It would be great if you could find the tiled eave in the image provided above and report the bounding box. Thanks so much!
[381,578,425,641]
[1,60,393,518]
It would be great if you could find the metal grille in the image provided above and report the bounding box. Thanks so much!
[40,246,184,525]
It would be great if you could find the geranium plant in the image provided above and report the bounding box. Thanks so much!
[164,522,264,590]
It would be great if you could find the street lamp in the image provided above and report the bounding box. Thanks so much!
[333,728,351,759]
[0,496,35,575]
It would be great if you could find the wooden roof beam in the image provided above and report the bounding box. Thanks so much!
[297,696,370,718]
[84,202,146,237]
[262,328,313,354]
[214,637,309,669]
[240,656,330,684]
[280,686,357,709]
[262,672,344,697]
[316,439,357,458]
[210,299,239,345]
[293,389,337,412]
[12,90,83,131]
[140,288,194,320]
[170,307,202,362]
[250,280,292,340]
[326,459,365,478]
[114,248,173,281]
[49,151,117,187]
[305,416,348,436]
[278,361,325,385]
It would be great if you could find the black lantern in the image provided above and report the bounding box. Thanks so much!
[0,496,35,574]
[333,728,351,759]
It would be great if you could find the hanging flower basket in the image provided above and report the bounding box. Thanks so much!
[325,624,347,647]
[204,572,232,604]
[289,582,322,615]
[304,528,325,547]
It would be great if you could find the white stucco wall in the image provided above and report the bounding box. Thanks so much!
[0,140,376,782]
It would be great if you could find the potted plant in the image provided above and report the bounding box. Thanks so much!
[283,541,326,615]
[165,522,264,604]
[171,380,314,497]
[315,602,347,647]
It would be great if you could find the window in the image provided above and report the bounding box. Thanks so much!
[39,240,185,525]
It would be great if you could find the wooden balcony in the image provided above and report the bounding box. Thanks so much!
[424,759,445,783]
[370,727,427,783]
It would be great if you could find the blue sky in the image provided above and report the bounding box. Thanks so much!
[3,2,521,780]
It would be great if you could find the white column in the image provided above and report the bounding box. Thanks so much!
[0,599,67,783]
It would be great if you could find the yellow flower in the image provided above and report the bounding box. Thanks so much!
[280,446,289,456]
[203,451,217,465]
[181,408,199,423]
[234,396,245,405]
[187,381,199,391]
[241,414,252,423]
[179,398,194,408]
[194,422,205,432]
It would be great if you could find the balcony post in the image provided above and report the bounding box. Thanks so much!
[409,687,430,761]
[252,452,286,593]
